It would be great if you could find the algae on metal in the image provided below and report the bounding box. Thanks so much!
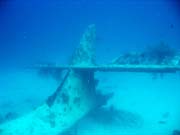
[0,24,98,135]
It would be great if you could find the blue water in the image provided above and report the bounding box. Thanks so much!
[0,0,180,134]
[0,0,180,66]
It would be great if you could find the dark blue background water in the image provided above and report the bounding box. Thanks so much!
[0,0,180,67]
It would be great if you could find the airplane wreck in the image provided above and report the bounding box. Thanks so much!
[0,24,180,135]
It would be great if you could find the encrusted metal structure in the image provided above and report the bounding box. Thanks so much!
[0,24,180,135]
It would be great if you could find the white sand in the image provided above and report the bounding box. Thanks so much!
[76,72,180,135]
[0,70,58,119]
[0,71,179,135]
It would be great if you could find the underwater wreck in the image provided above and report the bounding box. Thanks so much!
[0,25,180,135]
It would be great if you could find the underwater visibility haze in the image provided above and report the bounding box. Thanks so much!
[0,0,180,135]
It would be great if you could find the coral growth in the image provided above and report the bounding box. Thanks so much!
[111,42,179,66]
[145,42,176,64]
[172,130,180,135]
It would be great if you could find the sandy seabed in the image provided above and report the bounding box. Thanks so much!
[0,71,180,135]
